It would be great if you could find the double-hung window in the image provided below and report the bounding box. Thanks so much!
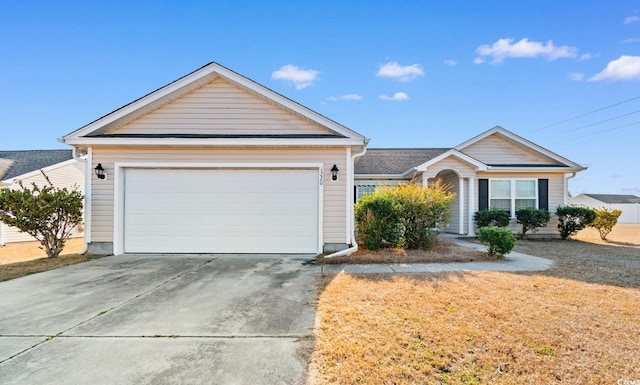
[489,179,537,216]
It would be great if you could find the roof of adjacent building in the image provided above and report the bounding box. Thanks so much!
[355,148,450,174]
[582,194,640,204]
[0,150,74,180]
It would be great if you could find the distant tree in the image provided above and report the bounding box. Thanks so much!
[589,207,622,241]
[0,173,83,258]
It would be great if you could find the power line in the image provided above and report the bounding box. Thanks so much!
[559,120,640,142]
[532,94,640,133]
[548,109,640,137]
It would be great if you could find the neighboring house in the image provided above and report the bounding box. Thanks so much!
[355,127,586,236]
[61,62,368,255]
[0,150,85,245]
[571,194,640,224]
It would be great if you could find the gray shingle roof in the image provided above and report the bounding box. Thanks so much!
[0,150,73,180]
[355,148,450,175]
[583,194,640,204]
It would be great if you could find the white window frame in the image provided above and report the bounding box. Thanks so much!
[489,178,538,217]
[355,185,377,201]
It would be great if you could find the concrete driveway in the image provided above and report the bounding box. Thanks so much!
[0,254,319,385]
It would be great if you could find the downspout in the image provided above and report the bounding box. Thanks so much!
[323,142,368,259]
[564,172,577,206]
[76,146,91,255]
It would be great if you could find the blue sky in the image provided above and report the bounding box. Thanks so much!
[1,0,639,195]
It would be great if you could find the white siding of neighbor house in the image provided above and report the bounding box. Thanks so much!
[570,195,640,224]
[114,78,334,136]
[1,160,85,244]
[461,133,559,165]
[89,147,348,245]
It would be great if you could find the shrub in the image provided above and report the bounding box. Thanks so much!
[354,192,402,250]
[354,182,456,250]
[478,226,515,257]
[0,173,83,258]
[556,206,597,240]
[385,182,456,249]
[474,208,511,229]
[589,207,622,240]
[515,208,550,240]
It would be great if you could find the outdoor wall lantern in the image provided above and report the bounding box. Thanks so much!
[330,164,339,181]
[94,163,106,179]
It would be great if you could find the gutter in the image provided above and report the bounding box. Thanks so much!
[323,142,369,259]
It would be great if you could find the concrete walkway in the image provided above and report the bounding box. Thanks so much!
[321,237,553,274]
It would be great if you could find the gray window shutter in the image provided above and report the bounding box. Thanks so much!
[479,179,489,211]
[538,179,549,211]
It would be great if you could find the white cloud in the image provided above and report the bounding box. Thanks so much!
[579,53,597,61]
[327,94,363,101]
[621,37,640,43]
[475,38,578,64]
[379,92,409,101]
[588,55,640,81]
[473,57,485,64]
[568,72,585,81]
[444,60,457,66]
[271,65,320,90]
[376,62,424,82]
[624,15,640,24]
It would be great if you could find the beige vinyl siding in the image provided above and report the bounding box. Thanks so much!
[424,156,477,178]
[90,146,347,245]
[461,134,560,165]
[114,78,333,136]
[439,171,460,234]
[1,161,85,244]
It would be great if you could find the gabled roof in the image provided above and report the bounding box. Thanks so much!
[582,194,640,204]
[455,126,585,171]
[0,150,73,180]
[355,148,450,174]
[414,149,488,172]
[61,62,367,147]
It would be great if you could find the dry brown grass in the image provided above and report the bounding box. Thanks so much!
[309,272,640,385]
[0,237,85,265]
[309,224,640,384]
[0,238,106,282]
[318,238,493,265]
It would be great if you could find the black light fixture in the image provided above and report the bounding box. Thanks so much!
[94,163,106,179]
[330,164,339,181]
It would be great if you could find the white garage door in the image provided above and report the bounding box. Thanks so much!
[123,168,319,253]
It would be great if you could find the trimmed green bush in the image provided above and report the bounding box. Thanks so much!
[478,226,515,257]
[354,192,402,250]
[589,207,622,240]
[474,208,511,229]
[515,208,550,240]
[556,206,597,240]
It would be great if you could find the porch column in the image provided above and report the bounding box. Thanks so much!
[458,175,464,234]
[467,176,476,236]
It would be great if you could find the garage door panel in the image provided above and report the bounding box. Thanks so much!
[123,168,319,253]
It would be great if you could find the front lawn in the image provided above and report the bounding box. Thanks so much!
[309,231,640,384]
